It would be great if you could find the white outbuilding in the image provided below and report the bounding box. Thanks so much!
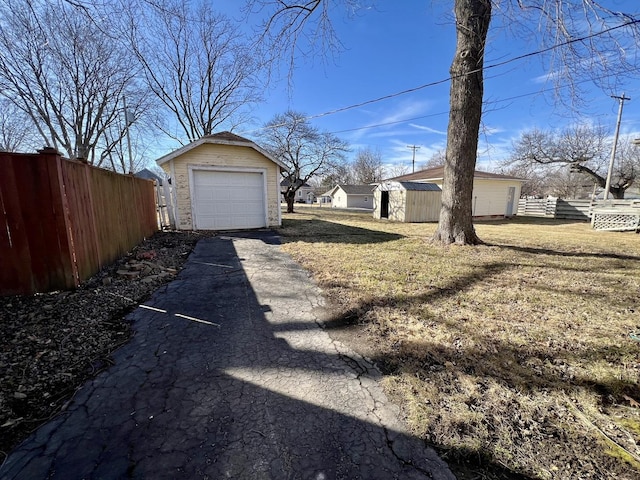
[373,181,442,222]
[326,184,375,209]
[389,166,523,219]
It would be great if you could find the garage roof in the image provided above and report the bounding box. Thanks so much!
[389,165,524,182]
[155,131,288,170]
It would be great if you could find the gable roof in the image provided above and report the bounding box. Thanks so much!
[134,168,164,184]
[280,178,312,188]
[389,165,523,182]
[329,184,375,196]
[155,131,287,170]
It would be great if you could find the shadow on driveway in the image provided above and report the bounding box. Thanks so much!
[0,231,453,480]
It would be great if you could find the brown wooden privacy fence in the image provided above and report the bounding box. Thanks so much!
[0,148,158,296]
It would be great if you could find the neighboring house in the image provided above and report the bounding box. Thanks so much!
[134,168,164,186]
[280,179,315,204]
[373,181,441,222]
[327,184,375,209]
[155,131,287,231]
[318,189,333,205]
[390,166,524,218]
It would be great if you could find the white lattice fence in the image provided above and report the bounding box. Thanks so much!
[591,209,640,231]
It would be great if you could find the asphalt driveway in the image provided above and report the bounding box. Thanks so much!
[0,231,454,480]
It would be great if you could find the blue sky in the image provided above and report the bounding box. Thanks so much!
[171,1,640,174]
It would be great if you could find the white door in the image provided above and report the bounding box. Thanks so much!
[506,186,516,216]
[193,170,266,230]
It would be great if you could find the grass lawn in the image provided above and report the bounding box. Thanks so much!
[278,206,640,480]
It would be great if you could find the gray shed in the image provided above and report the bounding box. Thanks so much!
[374,181,441,222]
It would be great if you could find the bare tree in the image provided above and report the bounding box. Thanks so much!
[0,99,34,152]
[259,110,349,213]
[247,0,640,244]
[318,163,354,189]
[244,0,364,84]
[386,162,411,179]
[0,0,150,164]
[498,162,548,198]
[609,137,640,196]
[128,1,263,144]
[423,149,446,170]
[352,147,384,184]
[507,125,636,198]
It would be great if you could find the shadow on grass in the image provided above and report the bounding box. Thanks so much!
[318,261,639,478]
[320,254,640,399]
[475,216,589,227]
[323,260,512,330]
[279,218,404,245]
[487,242,640,262]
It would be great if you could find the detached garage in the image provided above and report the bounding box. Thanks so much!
[155,132,286,230]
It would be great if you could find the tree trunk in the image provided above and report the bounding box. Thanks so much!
[432,0,491,245]
[610,186,625,199]
[285,190,295,213]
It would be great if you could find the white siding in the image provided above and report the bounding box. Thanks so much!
[332,191,348,208]
[347,195,372,209]
[471,180,522,217]
[160,143,281,230]
[422,179,522,218]
[331,188,373,209]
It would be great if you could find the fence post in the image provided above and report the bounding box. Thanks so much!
[39,147,79,290]
[163,181,176,229]
[545,197,557,218]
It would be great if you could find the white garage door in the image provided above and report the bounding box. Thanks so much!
[193,170,266,230]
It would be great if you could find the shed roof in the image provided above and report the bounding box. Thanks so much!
[330,184,376,195]
[398,181,441,191]
[155,131,287,170]
[389,165,524,182]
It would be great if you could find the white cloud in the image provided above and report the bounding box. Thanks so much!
[347,99,435,141]
[408,123,447,135]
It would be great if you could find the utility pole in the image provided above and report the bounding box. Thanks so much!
[123,95,134,174]
[603,93,630,201]
[407,145,420,173]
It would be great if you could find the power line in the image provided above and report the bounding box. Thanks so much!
[326,84,567,135]
[324,68,640,137]
[301,17,640,122]
[241,16,640,138]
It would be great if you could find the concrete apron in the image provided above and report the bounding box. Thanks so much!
[0,231,455,480]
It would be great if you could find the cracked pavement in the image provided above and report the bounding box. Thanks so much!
[0,231,455,480]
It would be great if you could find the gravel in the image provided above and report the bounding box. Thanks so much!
[0,231,209,457]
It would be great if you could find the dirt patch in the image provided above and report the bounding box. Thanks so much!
[0,231,209,457]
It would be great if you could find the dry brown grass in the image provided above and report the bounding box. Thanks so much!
[279,206,640,480]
